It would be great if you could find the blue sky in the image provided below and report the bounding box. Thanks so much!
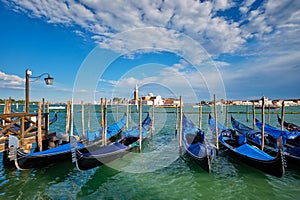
[0,0,299,103]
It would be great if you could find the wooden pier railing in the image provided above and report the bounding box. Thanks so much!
[0,108,50,153]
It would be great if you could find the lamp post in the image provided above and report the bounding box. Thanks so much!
[25,69,54,113]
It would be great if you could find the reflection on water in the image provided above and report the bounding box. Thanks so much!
[0,105,299,199]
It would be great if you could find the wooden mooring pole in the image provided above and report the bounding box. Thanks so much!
[81,101,85,138]
[252,101,256,130]
[116,101,118,121]
[104,98,107,146]
[126,101,129,130]
[225,100,228,128]
[175,105,178,135]
[214,94,219,153]
[88,103,91,132]
[246,104,249,122]
[70,98,74,136]
[37,102,42,151]
[179,96,183,148]
[199,102,202,130]
[151,99,155,135]
[281,101,285,131]
[139,99,143,151]
[65,101,71,135]
[268,105,271,125]
[261,97,265,150]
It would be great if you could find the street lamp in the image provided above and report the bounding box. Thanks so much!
[25,69,54,113]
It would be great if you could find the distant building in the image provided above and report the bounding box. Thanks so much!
[141,93,164,105]
[164,98,181,106]
[128,84,180,106]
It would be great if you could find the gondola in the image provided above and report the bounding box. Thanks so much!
[71,113,152,171]
[255,119,300,165]
[8,114,127,170]
[209,114,285,178]
[277,115,300,147]
[182,114,213,172]
[277,115,300,132]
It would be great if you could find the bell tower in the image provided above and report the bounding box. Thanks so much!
[134,84,139,101]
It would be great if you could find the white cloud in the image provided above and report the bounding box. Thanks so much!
[2,0,246,58]
[213,0,235,11]
[0,71,24,89]
[2,0,300,100]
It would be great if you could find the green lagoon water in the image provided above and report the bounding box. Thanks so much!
[0,104,299,199]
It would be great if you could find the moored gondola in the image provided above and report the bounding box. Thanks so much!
[209,114,285,178]
[182,114,213,173]
[71,113,152,171]
[8,114,127,170]
[254,118,300,165]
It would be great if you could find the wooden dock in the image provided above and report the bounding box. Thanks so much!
[0,102,54,153]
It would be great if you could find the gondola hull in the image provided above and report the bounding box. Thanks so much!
[232,116,299,167]
[13,142,105,169]
[219,142,285,178]
[182,114,213,173]
[183,143,211,173]
[8,114,127,170]
[209,114,285,177]
[72,113,152,171]
[76,143,132,171]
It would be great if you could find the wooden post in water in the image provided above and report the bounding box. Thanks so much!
[129,103,132,124]
[88,103,91,132]
[261,97,265,150]
[101,98,104,145]
[268,105,271,125]
[252,101,256,130]
[70,98,74,136]
[81,101,85,138]
[116,101,118,121]
[152,99,155,134]
[199,102,203,130]
[281,101,285,131]
[65,101,71,135]
[104,98,107,146]
[139,99,143,151]
[42,98,45,113]
[179,96,183,147]
[175,105,178,135]
[37,102,42,151]
[214,94,219,153]
[20,116,25,147]
[225,100,229,128]
[246,104,249,122]
[126,101,129,130]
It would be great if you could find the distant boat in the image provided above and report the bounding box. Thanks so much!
[155,104,179,108]
[255,105,280,109]
[49,106,65,110]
